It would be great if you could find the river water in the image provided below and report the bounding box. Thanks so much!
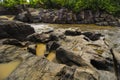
[30,23,120,47]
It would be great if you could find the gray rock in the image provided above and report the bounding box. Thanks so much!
[56,47,91,67]
[99,70,117,80]
[0,20,35,41]
[65,30,81,36]
[0,44,97,80]
[27,33,50,43]
[94,18,105,22]
[0,45,29,63]
[82,32,103,41]
[2,39,25,47]
[27,44,36,55]
[96,22,109,26]
[109,21,119,26]
[46,41,60,52]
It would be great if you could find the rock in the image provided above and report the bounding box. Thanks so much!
[7,52,98,80]
[94,10,101,18]
[15,12,29,22]
[118,19,120,23]
[0,45,28,63]
[0,44,89,80]
[2,39,25,47]
[82,32,103,41]
[46,41,60,52]
[14,8,120,26]
[27,44,36,55]
[27,33,50,43]
[110,49,120,80]
[96,22,109,26]
[109,21,119,26]
[0,17,8,20]
[0,27,118,80]
[0,43,114,80]
[94,18,105,22]
[0,44,63,80]
[56,66,76,80]
[50,32,66,41]
[65,30,81,36]
[56,47,91,67]
[15,8,77,24]
[49,33,59,41]
[0,7,7,15]
[84,10,94,23]
[0,7,14,15]
[78,11,85,20]
[15,9,41,23]
[74,67,98,80]
[0,20,35,41]
[98,70,117,80]
[77,10,94,24]
[57,66,76,80]
[90,59,113,71]
[100,13,108,18]
[57,31,114,71]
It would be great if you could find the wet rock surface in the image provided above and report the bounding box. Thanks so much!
[0,22,120,80]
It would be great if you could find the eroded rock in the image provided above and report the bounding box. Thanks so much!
[27,33,50,43]
[65,30,81,36]
[82,32,104,41]
[0,20,35,41]
[2,39,26,47]
[27,44,36,55]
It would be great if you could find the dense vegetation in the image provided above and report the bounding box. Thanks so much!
[0,0,120,15]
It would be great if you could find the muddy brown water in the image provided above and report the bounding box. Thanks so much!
[36,43,46,56]
[36,44,56,61]
[0,59,21,80]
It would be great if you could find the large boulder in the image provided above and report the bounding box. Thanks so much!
[15,9,41,23]
[0,20,35,41]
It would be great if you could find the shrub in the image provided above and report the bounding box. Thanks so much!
[0,0,120,15]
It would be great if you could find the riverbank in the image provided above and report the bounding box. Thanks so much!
[14,8,120,27]
[0,6,120,27]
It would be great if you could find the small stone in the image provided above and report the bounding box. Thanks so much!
[27,44,36,55]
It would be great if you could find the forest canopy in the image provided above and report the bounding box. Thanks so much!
[0,0,120,15]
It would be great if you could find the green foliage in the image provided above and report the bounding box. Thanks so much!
[0,0,120,15]
[2,0,17,7]
[0,0,28,8]
[40,0,120,15]
[29,0,43,8]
